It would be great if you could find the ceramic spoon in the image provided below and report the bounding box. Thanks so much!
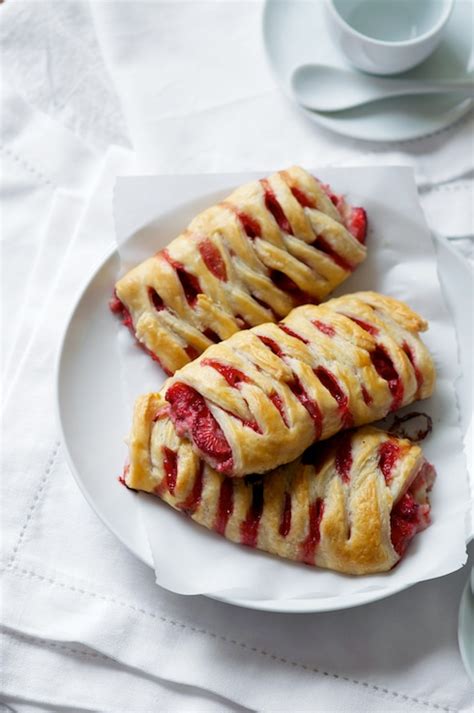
[291,64,474,113]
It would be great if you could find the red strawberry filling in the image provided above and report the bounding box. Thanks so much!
[178,461,204,515]
[235,315,252,329]
[390,460,434,558]
[148,287,165,312]
[258,334,285,358]
[118,463,130,488]
[347,207,367,244]
[162,250,202,307]
[261,179,293,234]
[202,359,250,388]
[312,319,335,337]
[203,328,220,343]
[370,345,404,412]
[402,341,424,393]
[166,382,234,474]
[314,366,353,428]
[290,186,316,209]
[270,270,315,306]
[279,492,292,537]
[162,447,178,495]
[347,315,379,336]
[269,391,289,427]
[109,291,170,374]
[378,440,401,484]
[184,344,200,360]
[240,482,264,547]
[109,292,133,329]
[287,376,323,438]
[334,431,353,483]
[361,385,373,405]
[320,183,367,244]
[235,210,261,239]
[215,478,234,535]
[198,238,227,281]
[300,497,325,565]
[312,235,354,272]
[278,324,309,344]
[321,183,340,207]
[257,335,322,435]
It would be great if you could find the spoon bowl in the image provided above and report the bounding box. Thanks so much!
[291,64,474,113]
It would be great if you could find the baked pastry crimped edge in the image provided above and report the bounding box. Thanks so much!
[112,166,367,374]
[125,394,435,575]
[163,292,436,477]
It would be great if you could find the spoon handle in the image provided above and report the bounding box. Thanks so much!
[383,79,474,95]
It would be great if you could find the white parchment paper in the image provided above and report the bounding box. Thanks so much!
[113,167,471,600]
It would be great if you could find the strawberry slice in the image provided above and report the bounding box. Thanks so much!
[348,207,367,244]
[193,411,231,456]
[166,382,234,473]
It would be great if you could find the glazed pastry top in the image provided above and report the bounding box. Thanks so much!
[112,166,367,374]
[163,292,435,477]
[126,393,434,575]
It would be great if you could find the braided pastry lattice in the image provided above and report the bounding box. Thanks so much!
[163,292,435,477]
[112,166,367,374]
[126,397,435,575]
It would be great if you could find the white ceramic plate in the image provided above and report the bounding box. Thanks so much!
[56,186,472,613]
[262,0,473,142]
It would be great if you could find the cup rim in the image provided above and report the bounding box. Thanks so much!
[326,0,454,47]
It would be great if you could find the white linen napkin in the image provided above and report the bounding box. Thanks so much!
[0,78,98,384]
[0,627,248,713]
[90,1,474,186]
[0,0,129,153]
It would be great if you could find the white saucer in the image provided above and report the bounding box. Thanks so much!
[263,0,473,142]
[458,567,474,682]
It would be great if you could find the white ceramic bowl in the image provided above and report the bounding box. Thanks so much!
[324,0,455,75]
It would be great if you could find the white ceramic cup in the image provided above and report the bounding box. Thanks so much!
[324,0,455,75]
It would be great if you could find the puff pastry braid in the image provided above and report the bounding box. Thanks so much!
[111,167,367,375]
[126,394,435,575]
[164,292,435,477]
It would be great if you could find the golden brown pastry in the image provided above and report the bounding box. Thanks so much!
[111,167,367,374]
[163,292,435,477]
[125,393,435,575]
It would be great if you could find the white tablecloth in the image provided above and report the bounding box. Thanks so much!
[1,2,473,711]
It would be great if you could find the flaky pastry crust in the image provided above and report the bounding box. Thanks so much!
[126,394,434,575]
[112,166,367,374]
[163,292,435,477]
